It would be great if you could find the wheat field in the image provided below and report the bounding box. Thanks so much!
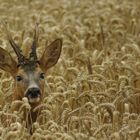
[0,0,139,139]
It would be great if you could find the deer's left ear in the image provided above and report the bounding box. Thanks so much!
[0,47,17,74]
[39,39,62,72]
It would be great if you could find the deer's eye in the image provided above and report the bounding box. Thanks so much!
[39,73,45,79]
[16,75,23,81]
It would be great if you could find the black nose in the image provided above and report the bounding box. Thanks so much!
[26,87,41,98]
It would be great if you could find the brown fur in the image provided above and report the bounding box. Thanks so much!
[0,38,62,133]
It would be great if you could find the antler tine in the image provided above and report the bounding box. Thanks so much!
[30,23,39,61]
[1,21,25,64]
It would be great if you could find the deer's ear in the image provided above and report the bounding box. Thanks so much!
[0,47,17,74]
[39,39,62,72]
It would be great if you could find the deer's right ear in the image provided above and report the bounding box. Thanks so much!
[0,47,17,74]
[39,39,62,72]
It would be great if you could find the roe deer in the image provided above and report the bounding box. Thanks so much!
[0,24,62,133]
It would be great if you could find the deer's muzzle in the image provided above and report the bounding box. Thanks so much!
[25,87,41,103]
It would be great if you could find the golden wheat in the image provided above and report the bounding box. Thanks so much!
[0,0,139,139]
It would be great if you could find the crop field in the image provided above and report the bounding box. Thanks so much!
[0,0,139,139]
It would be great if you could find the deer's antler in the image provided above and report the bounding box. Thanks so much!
[2,21,26,65]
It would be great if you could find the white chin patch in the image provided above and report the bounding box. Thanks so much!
[28,97,40,103]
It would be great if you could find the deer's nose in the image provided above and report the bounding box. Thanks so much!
[26,87,41,98]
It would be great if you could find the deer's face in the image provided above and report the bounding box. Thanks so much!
[0,24,62,104]
[15,64,45,103]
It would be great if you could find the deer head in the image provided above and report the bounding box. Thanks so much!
[0,24,62,106]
